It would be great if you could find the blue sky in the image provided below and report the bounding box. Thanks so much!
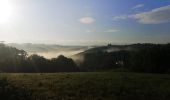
[0,0,170,45]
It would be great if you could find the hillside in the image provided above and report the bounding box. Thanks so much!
[71,43,148,64]
[72,43,161,57]
[71,43,170,72]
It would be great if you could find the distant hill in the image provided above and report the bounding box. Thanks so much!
[72,43,165,57]
[71,44,138,64]
[1,43,170,73]
[71,43,170,72]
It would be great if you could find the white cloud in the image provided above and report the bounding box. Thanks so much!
[85,29,94,33]
[105,29,120,33]
[112,5,170,24]
[84,29,120,33]
[131,5,170,24]
[79,17,95,24]
[132,4,144,9]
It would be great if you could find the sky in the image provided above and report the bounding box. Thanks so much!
[0,0,170,45]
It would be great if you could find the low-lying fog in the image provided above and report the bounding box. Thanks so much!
[29,49,86,59]
[7,43,91,59]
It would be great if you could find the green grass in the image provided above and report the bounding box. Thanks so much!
[1,72,170,100]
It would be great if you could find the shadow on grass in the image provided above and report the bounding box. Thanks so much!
[0,77,33,100]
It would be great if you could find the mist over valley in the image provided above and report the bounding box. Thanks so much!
[7,43,92,58]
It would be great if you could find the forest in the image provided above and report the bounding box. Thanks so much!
[0,43,170,73]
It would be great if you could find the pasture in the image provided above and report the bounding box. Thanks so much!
[1,72,170,100]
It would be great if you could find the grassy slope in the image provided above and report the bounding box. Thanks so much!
[1,72,170,100]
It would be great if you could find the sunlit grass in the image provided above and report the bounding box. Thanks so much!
[1,72,170,100]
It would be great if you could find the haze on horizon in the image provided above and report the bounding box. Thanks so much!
[0,0,170,45]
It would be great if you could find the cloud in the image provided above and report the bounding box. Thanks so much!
[132,4,144,9]
[105,29,120,33]
[85,29,94,33]
[112,15,128,21]
[84,29,119,33]
[79,17,95,24]
[131,5,170,24]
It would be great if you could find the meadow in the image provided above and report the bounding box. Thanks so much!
[1,72,170,100]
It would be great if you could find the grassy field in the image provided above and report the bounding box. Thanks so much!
[1,72,170,100]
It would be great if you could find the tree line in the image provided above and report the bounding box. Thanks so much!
[0,43,78,72]
[79,44,170,73]
[0,43,170,73]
